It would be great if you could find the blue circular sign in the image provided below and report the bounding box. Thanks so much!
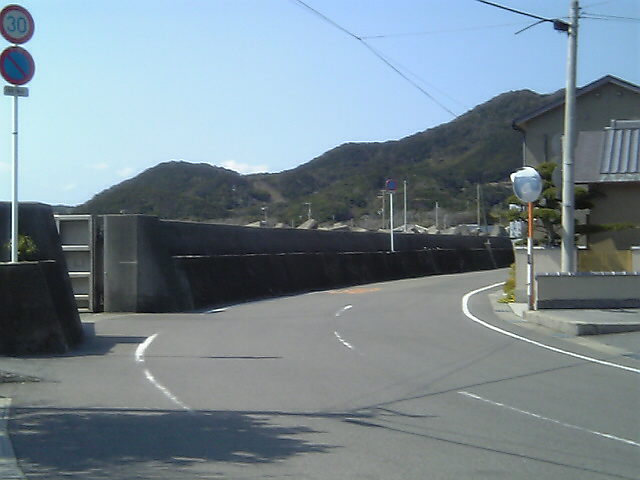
[385,179,397,191]
[0,46,34,85]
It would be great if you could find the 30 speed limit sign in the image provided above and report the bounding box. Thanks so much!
[0,4,34,44]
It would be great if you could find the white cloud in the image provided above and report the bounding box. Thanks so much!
[221,160,269,175]
[117,167,134,178]
[62,183,77,192]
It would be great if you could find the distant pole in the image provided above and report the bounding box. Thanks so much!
[261,206,268,226]
[304,202,311,221]
[380,191,385,229]
[403,180,407,232]
[10,94,18,262]
[476,183,481,229]
[435,201,439,230]
[389,192,395,252]
[561,0,579,273]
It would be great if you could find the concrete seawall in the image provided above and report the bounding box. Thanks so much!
[176,248,514,309]
[101,215,513,312]
[0,203,83,354]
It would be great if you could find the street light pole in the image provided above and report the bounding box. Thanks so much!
[561,0,579,273]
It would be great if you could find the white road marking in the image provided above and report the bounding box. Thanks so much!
[459,391,640,448]
[462,283,640,374]
[203,307,227,314]
[135,333,192,411]
[135,333,158,363]
[335,305,353,317]
[334,331,355,350]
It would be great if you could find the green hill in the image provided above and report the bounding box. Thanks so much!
[76,88,556,224]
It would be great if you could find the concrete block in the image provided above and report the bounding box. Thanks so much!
[536,272,640,309]
[0,261,69,355]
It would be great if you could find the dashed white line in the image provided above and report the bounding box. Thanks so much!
[462,282,640,374]
[459,391,640,448]
[335,305,353,317]
[334,331,355,350]
[135,333,158,363]
[135,333,192,411]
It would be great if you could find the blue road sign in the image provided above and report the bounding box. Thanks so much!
[385,179,397,191]
[0,46,34,85]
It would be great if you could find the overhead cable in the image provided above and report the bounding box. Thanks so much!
[292,0,459,118]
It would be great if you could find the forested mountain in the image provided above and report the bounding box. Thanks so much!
[76,88,558,224]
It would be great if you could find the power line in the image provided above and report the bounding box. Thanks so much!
[360,22,532,40]
[291,0,459,118]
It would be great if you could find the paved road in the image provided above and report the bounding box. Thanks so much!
[1,269,638,479]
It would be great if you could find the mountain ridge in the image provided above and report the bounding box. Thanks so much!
[75,87,556,225]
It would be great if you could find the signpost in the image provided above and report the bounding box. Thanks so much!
[0,4,34,263]
[0,4,34,44]
[385,179,397,252]
[511,166,543,310]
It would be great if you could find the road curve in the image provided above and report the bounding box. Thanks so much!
[2,269,638,479]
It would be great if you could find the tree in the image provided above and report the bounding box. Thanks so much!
[505,162,592,246]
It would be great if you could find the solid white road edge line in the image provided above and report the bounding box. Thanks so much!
[135,333,192,411]
[459,391,640,448]
[462,282,640,374]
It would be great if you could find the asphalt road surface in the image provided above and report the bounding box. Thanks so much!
[1,269,638,479]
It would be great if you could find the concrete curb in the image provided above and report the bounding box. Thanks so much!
[523,310,640,336]
[0,398,26,479]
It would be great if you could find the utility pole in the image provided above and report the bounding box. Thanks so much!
[303,202,312,221]
[561,0,579,273]
[403,180,408,232]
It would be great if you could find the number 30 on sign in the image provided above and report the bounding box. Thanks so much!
[0,5,34,44]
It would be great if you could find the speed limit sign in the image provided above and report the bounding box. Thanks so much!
[0,5,34,44]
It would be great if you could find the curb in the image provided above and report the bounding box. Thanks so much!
[0,398,26,479]
[523,310,640,336]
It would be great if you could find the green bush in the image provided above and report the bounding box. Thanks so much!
[4,234,38,261]
[498,263,516,303]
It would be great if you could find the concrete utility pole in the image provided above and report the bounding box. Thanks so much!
[403,180,408,232]
[561,0,579,273]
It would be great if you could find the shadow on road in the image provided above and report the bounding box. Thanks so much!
[10,407,335,479]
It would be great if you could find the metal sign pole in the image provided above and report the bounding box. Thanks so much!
[389,192,395,252]
[527,201,534,309]
[10,93,18,262]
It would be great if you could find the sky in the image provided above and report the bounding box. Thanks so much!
[0,0,637,206]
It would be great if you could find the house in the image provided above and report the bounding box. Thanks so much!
[512,75,640,271]
[513,75,640,167]
[574,119,640,252]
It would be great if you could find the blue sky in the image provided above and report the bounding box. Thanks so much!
[0,0,638,206]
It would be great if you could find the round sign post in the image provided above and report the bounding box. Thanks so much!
[0,45,34,85]
[0,4,34,44]
[511,167,543,310]
[0,5,34,263]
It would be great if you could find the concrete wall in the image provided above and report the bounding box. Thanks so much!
[102,215,513,312]
[0,202,83,354]
[587,183,640,250]
[0,202,83,350]
[0,261,78,355]
[537,272,640,309]
[513,247,572,303]
[176,247,515,310]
